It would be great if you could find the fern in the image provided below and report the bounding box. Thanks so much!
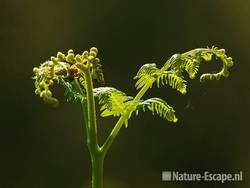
[56,77,85,103]
[134,46,234,95]
[32,46,234,188]
[136,97,177,123]
[156,71,187,94]
[184,58,200,79]
[134,63,159,89]
[94,87,133,118]
[93,87,178,125]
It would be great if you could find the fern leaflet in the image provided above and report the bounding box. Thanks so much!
[136,98,177,122]
[94,87,133,118]
[56,77,85,103]
[157,71,187,94]
[134,63,159,89]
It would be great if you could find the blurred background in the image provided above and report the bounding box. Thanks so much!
[1,0,250,188]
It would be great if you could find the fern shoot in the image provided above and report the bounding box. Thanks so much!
[32,46,233,188]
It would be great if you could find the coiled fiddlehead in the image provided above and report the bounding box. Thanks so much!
[33,47,104,106]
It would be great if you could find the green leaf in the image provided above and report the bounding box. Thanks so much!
[156,71,187,94]
[134,63,159,89]
[136,98,178,123]
[94,87,133,118]
[184,58,200,79]
[56,77,85,103]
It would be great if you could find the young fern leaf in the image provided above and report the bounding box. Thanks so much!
[134,46,233,96]
[184,58,200,79]
[156,71,187,94]
[165,54,201,79]
[94,87,133,118]
[56,77,85,103]
[136,98,177,123]
[134,63,159,89]
[167,46,233,81]
[134,63,187,94]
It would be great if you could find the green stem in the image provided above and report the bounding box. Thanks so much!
[74,78,88,128]
[82,65,103,188]
[84,68,99,152]
[91,151,104,188]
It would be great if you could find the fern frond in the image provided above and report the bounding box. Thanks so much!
[184,58,200,79]
[157,71,187,94]
[56,77,85,103]
[166,47,233,81]
[94,87,133,118]
[134,63,159,89]
[136,98,177,122]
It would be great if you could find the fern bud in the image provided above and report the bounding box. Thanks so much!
[67,49,74,54]
[90,47,98,58]
[51,56,58,64]
[33,67,39,73]
[90,47,98,54]
[82,51,89,59]
[66,53,75,63]
[75,54,82,63]
[89,51,97,58]
[57,52,65,61]
[94,58,100,63]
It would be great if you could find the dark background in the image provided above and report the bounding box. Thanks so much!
[1,0,249,188]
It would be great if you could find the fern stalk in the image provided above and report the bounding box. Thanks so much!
[83,64,104,188]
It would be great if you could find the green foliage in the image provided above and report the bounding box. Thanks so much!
[134,63,159,89]
[134,63,187,94]
[93,87,178,126]
[94,87,133,118]
[33,46,233,125]
[156,72,187,94]
[134,46,233,95]
[32,46,234,188]
[136,98,177,122]
[56,77,85,103]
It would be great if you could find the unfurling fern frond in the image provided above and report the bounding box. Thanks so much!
[167,46,233,82]
[136,98,177,123]
[134,63,159,89]
[157,72,187,94]
[56,77,85,103]
[94,87,133,118]
[134,46,233,96]
[184,58,200,79]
